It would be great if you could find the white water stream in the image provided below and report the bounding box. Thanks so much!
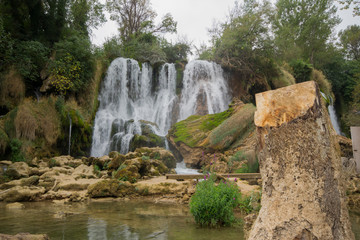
[90,58,231,158]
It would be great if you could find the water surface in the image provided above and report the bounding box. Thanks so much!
[0,201,244,240]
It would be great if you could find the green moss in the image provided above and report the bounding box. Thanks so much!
[200,108,234,131]
[208,104,256,150]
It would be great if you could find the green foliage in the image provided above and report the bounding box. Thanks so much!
[200,108,234,131]
[273,0,341,67]
[106,0,176,42]
[0,128,9,155]
[0,17,14,72]
[208,104,256,150]
[338,0,360,16]
[238,191,262,214]
[13,41,49,86]
[9,138,25,162]
[160,38,192,63]
[142,155,150,160]
[212,0,277,80]
[50,53,81,95]
[190,175,241,227]
[339,25,360,60]
[54,33,94,93]
[290,60,313,83]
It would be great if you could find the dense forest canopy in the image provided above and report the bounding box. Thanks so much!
[0,0,359,160]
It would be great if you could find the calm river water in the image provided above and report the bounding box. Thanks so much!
[0,201,359,240]
[0,201,245,240]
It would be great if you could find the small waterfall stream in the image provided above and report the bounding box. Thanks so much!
[90,58,231,157]
[68,113,72,156]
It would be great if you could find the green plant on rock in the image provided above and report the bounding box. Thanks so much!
[190,174,241,227]
[238,191,262,214]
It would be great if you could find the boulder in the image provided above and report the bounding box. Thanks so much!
[72,164,95,179]
[249,81,354,240]
[6,162,31,179]
[87,180,135,198]
[0,176,40,190]
[0,186,45,202]
[135,147,177,169]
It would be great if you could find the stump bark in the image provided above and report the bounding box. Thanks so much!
[248,81,354,240]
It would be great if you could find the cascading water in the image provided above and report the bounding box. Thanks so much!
[321,92,343,135]
[91,58,178,157]
[68,113,72,156]
[328,97,344,135]
[91,58,231,157]
[179,60,231,121]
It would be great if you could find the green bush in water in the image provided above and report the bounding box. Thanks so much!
[190,174,241,227]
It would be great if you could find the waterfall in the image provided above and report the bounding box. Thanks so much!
[90,58,178,157]
[179,60,231,121]
[68,113,72,156]
[321,92,343,135]
[328,97,343,135]
[90,58,231,157]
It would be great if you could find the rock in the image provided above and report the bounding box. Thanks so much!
[107,154,126,171]
[0,233,49,240]
[6,162,31,179]
[342,157,357,178]
[72,164,95,179]
[6,202,25,209]
[337,135,353,158]
[87,180,135,198]
[0,186,45,202]
[249,81,354,240]
[0,176,40,190]
[135,147,177,169]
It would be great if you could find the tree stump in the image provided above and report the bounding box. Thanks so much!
[248,81,354,240]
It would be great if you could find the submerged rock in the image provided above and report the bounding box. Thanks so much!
[0,233,49,240]
[249,81,354,240]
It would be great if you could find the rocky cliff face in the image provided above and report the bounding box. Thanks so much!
[249,81,354,240]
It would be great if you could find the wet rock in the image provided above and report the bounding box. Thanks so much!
[5,202,25,210]
[0,176,40,190]
[249,81,354,240]
[0,186,45,202]
[0,233,49,240]
[72,164,95,179]
[6,162,31,179]
[87,180,135,198]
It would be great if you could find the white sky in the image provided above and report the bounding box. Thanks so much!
[91,0,360,47]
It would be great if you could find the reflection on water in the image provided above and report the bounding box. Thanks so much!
[0,201,244,240]
[1,201,358,240]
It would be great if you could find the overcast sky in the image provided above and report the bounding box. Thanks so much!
[91,0,360,47]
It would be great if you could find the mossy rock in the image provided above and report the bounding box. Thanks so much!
[207,104,256,150]
[168,106,235,148]
[135,147,177,169]
[108,154,126,170]
[87,180,135,198]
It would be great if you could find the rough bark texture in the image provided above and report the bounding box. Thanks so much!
[248,81,354,240]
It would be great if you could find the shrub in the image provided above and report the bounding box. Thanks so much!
[190,174,241,227]
[290,59,313,83]
[10,138,25,162]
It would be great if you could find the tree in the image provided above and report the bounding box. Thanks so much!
[67,0,105,36]
[273,0,341,67]
[338,0,360,16]
[212,0,276,77]
[339,25,360,60]
[106,0,176,42]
